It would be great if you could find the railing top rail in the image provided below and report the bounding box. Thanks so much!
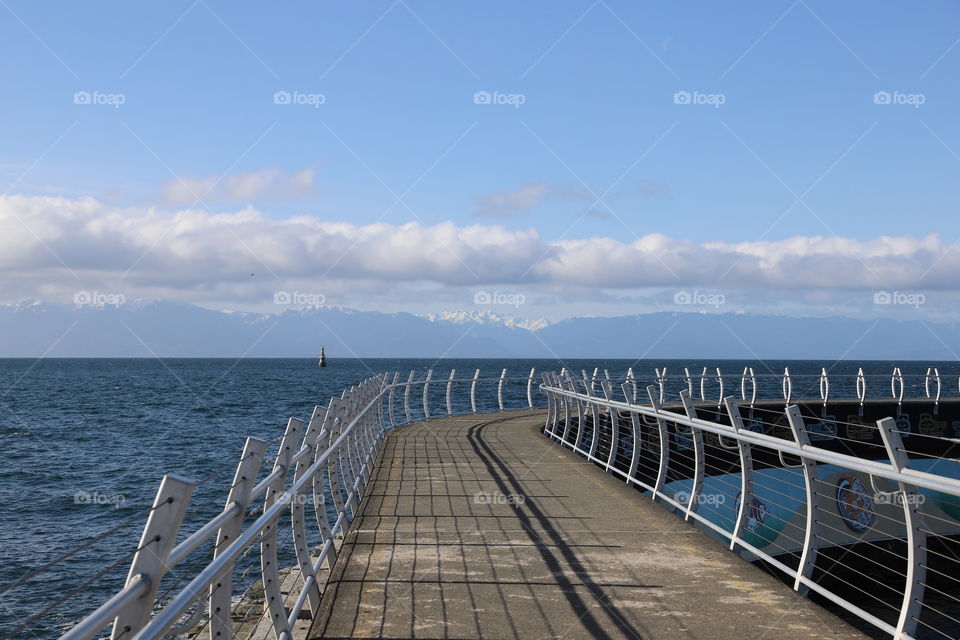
[539,381,960,499]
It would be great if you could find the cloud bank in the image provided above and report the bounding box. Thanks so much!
[0,195,957,307]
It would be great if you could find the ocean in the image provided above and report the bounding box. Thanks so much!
[2,357,957,639]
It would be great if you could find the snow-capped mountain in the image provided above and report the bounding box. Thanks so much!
[419,310,550,331]
[0,300,958,359]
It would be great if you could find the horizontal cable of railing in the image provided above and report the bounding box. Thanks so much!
[539,371,960,640]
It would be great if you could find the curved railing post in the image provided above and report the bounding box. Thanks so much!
[856,367,866,416]
[621,382,642,484]
[209,437,267,640]
[446,369,456,416]
[387,371,399,430]
[585,376,601,460]
[679,390,703,521]
[655,367,667,404]
[785,405,820,597]
[403,370,415,424]
[741,367,756,412]
[111,474,194,640]
[819,367,829,415]
[877,417,927,639]
[645,385,669,501]
[542,373,557,437]
[626,367,637,403]
[715,368,724,408]
[338,392,360,508]
[423,369,433,420]
[558,374,573,445]
[261,417,305,640]
[600,380,618,472]
[324,399,347,522]
[892,367,904,412]
[925,367,942,415]
[312,405,340,570]
[290,408,327,618]
[565,373,583,448]
[783,366,792,405]
[470,369,480,413]
[497,368,507,411]
[527,367,536,408]
[724,397,754,553]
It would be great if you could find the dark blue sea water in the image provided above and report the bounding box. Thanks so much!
[2,358,957,639]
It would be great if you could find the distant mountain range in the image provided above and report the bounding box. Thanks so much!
[0,300,957,359]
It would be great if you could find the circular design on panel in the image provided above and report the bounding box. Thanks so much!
[836,475,875,533]
[734,492,769,534]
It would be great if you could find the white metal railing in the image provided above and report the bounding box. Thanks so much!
[35,370,539,640]
[539,371,960,640]
[10,365,959,640]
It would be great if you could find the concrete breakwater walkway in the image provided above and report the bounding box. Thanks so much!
[307,410,866,640]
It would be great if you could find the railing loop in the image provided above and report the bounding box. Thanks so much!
[446,369,456,416]
[497,368,507,411]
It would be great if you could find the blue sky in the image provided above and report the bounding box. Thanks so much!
[1,1,959,320]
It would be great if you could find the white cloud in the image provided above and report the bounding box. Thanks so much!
[0,195,958,311]
[161,167,315,204]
